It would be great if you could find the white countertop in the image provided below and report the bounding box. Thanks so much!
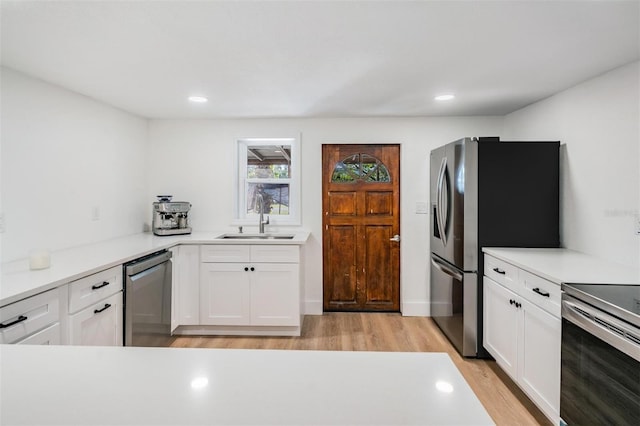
[0,231,310,307]
[0,345,494,425]
[483,247,640,285]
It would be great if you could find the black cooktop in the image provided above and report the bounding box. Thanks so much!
[563,283,640,327]
[566,283,640,315]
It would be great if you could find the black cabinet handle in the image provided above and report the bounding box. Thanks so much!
[244,267,249,272]
[509,299,515,305]
[532,287,550,298]
[515,302,522,308]
[91,281,110,290]
[0,315,28,329]
[94,303,111,314]
[493,268,506,275]
[250,267,255,272]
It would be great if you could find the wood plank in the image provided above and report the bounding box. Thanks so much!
[171,313,550,426]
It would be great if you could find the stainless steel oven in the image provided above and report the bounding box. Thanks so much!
[560,283,640,425]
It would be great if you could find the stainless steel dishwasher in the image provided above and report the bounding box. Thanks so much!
[124,250,173,347]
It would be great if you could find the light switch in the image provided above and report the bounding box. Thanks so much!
[416,201,429,214]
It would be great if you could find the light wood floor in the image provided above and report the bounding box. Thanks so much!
[170,313,550,426]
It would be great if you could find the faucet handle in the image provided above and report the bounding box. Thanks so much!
[265,215,270,224]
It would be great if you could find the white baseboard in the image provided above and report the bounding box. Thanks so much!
[401,300,429,317]
[304,299,323,315]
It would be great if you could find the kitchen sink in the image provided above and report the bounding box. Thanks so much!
[216,234,295,240]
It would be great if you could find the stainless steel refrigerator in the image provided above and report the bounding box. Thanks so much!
[430,137,559,357]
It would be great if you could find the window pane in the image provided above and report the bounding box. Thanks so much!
[330,153,391,183]
[247,183,290,215]
[247,164,290,179]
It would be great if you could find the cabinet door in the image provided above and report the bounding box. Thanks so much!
[250,263,300,326]
[518,300,561,424]
[172,245,200,329]
[200,263,251,325]
[483,277,518,379]
[69,292,123,346]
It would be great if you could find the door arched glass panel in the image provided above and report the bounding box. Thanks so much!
[331,153,391,183]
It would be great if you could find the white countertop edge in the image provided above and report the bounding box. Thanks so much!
[0,345,495,426]
[482,247,640,285]
[1,230,310,307]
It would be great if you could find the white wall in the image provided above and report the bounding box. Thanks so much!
[0,67,149,262]
[503,61,640,267]
[148,117,504,315]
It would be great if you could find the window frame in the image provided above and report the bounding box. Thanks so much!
[234,136,301,226]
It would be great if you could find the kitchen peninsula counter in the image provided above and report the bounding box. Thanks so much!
[0,231,310,307]
[0,345,494,425]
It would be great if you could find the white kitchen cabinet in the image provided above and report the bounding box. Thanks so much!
[200,263,251,325]
[197,244,301,331]
[67,265,123,346]
[250,263,299,326]
[0,287,64,344]
[69,292,123,346]
[483,254,560,425]
[483,277,518,378]
[171,245,200,330]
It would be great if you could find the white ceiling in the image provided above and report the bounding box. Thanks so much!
[1,1,638,119]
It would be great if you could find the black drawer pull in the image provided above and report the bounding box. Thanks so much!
[493,268,506,275]
[0,315,28,329]
[244,267,249,272]
[532,287,550,297]
[250,267,255,272]
[91,281,110,290]
[94,303,112,314]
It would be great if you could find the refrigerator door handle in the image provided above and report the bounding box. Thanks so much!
[436,157,449,245]
[431,255,463,281]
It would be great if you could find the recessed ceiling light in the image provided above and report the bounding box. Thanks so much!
[188,96,208,103]
[434,94,455,101]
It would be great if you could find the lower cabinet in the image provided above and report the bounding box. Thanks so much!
[67,265,123,346]
[68,292,123,346]
[483,255,561,425]
[193,244,302,334]
[200,262,300,327]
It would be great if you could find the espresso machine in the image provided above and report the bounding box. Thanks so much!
[152,195,192,236]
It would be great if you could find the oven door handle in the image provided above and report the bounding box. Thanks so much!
[431,256,463,281]
[562,297,640,362]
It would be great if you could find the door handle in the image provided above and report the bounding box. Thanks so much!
[430,256,463,281]
[436,157,449,245]
[390,234,401,242]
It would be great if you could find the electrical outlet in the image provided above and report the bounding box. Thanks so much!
[91,206,100,221]
[0,212,4,233]
[636,214,640,235]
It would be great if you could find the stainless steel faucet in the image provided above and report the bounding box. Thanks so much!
[257,192,270,233]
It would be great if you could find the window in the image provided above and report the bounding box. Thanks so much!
[235,137,300,225]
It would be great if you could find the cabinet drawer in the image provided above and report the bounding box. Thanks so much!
[0,289,60,344]
[201,245,250,263]
[519,270,561,318]
[484,255,518,288]
[69,265,122,314]
[16,322,61,345]
[251,245,299,263]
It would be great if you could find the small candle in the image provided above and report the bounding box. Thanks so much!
[29,249,51,270]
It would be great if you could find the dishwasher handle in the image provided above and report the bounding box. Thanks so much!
[125,250,172,276]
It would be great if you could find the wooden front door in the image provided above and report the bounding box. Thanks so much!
[322,144,400,312]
